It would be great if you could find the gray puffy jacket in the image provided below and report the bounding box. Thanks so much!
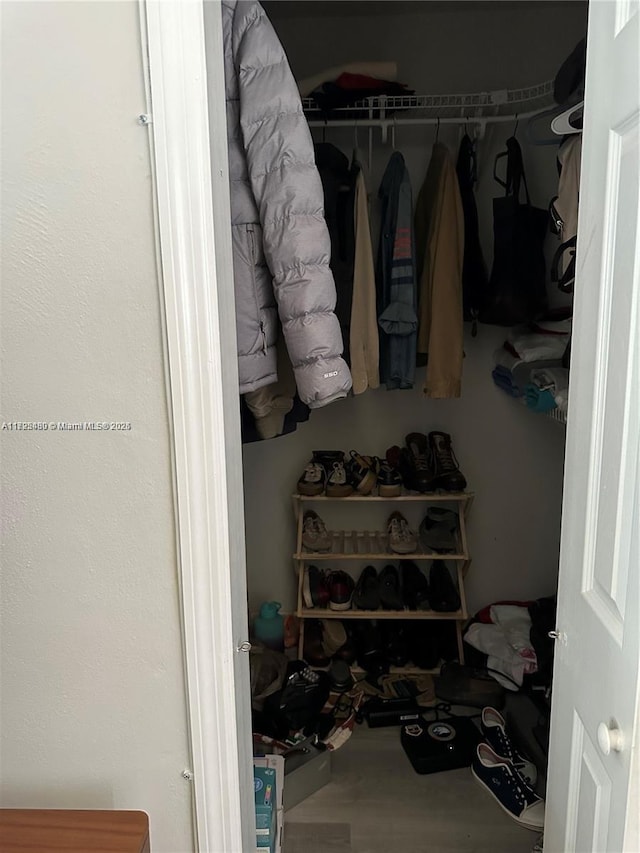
[221,0,352,408]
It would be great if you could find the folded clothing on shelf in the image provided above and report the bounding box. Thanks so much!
[524,384,557,413]
[507,320,571,363]
[298,61,399,98]
[530,367,570,413]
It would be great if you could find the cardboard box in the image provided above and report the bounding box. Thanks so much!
[283,745,332,812]
[254,766,276,849]
[253,755,284,853]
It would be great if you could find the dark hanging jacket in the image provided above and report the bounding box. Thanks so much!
[376,152,418,390]
[314,143,357,364]
[456,134,488,326]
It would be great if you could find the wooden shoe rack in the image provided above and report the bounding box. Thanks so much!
[292,491,474,673]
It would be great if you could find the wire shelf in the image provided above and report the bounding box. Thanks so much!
[302,80,555,121]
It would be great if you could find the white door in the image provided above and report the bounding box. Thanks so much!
[544,1,640,851]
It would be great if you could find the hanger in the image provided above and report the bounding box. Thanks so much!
[322,119,327,144]
[526,107,564,146]
[435,116,440,144]
[512,114,519,138]
[391,116,397,150]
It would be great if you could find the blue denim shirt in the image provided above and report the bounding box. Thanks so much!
[376,152,418,389]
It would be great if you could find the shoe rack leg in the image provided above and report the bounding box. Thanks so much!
[455,621,465,664]
[298,612,305,660]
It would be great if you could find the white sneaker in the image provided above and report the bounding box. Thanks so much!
[387,511,417,554]
[302,510,331,552]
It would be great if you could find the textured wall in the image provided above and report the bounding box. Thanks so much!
[243,1,586,615]
[0,3,194,850]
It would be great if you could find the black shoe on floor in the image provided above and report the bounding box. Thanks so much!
[428,431,467,492]
[379,564,404,610]
[401,561,431,610]
[353,565,380,611]
[399,433,437,493]
[429,562,461,612]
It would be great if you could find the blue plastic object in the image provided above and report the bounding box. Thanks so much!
[254,601,284,652]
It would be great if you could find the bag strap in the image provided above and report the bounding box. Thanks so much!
[493,136,532,205]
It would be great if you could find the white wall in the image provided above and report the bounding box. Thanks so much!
[0,3,194,851]
[243,1,586,616]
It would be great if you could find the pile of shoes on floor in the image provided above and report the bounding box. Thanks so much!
[303,616,459,672]
[303,561,460,613]
[297,431,467,497]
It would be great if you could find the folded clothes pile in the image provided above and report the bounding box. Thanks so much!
[492,318,571,411]
[465,604,538,690]
[525,368,570,414]
[298,61,413,116]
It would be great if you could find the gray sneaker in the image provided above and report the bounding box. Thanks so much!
[387,511,417,554]
[419,507,459,553]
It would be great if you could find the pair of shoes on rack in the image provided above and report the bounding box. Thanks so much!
[297,450,403,497]
[297,450,351,497]
[302,618,357,668]
[352,620,411,670]
[353,619,458,672]
[472,706,543,830]
[352,562,460,612]
[391,431,467,493]
[303,565,354,611]
[353,565,403,611]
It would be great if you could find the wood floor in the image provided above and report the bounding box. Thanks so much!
[284,723,540,853]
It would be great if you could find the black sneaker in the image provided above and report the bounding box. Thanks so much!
[429,562,461,612]
[347,450,377,495]
[353,565,380,611]
[428,431,467,492]
[375,457,403,497]
[472,743,545,830]
[400,433,437,492]
[378,564,404,610]
[401,561,431,610]
[481,707,537,786]
[328,570,355,611]
[302,566,330,608]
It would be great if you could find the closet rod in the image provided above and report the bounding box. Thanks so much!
[307,106,542,131]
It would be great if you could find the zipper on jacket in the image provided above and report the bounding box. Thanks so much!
[247,224,268,357]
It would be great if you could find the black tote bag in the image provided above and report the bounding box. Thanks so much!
[481,136,548,326]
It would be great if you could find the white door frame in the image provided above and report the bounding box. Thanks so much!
[143,1,640,851]
[143,1,255,850]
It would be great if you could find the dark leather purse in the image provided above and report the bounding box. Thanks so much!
[481,136,549,326]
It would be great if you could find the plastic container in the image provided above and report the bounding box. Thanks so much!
[254,601,284,652]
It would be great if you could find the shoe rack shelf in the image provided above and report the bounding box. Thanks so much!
[292,492,474,669]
